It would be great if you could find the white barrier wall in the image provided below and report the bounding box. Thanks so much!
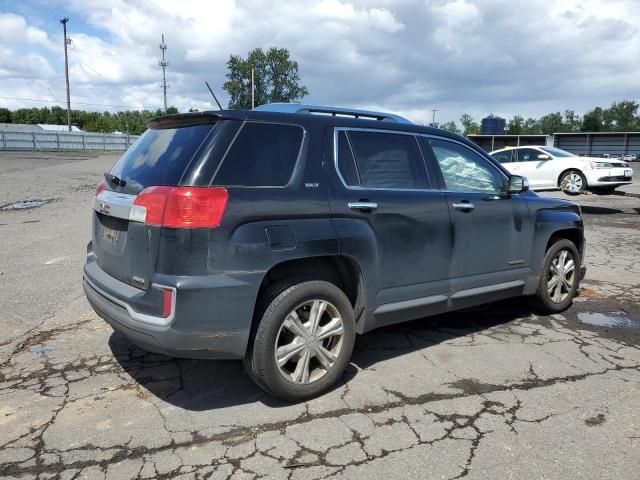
[0,130,139,151]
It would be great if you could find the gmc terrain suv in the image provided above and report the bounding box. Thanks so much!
[83,103,586,400]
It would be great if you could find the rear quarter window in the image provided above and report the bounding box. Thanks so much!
[212,122,304,187]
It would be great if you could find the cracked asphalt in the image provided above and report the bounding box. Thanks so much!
[1,153,639,479]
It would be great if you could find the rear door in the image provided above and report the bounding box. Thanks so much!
[327,128,452,320]
[93,121,226,289]
[422,137,532,303]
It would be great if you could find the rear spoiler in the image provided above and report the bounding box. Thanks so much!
[147,112,225,129]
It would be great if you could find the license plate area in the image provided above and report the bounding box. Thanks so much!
[102,226,120,243]
[96,213,128,253]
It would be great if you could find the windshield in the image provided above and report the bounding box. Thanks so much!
[109,123,215,194]
[540,146,576,158]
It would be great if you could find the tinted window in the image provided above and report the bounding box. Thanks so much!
[110,124,214,194]
[336,131,360,186]
[516,148,541,162]
[213,122,303,186]
[491,150,513,163]
[429,139,505,193]
[346,131,427,189]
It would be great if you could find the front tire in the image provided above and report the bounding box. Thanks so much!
[559,170,587,195]
[531,239,580,313]
[246,280,355,401]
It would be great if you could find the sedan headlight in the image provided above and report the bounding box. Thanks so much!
[589,162,615,169]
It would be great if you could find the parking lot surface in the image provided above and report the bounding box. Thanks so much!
[1,153,639,479]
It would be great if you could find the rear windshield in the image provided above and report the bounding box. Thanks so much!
[109,124,214,194]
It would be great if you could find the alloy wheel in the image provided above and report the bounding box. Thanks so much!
[547,249,576,303]
[274,299,344,384]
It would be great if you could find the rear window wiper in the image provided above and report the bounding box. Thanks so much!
[104,173,127,187]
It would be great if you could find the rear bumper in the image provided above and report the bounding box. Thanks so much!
[83,254,264,359]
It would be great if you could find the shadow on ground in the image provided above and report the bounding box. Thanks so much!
[580,206,624,215]
[110,298,536,411]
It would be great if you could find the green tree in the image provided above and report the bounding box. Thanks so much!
[562,110,581,132]
[539,112,563,135]
[602,100,639,131]
[223,47,308,109]
[439,120,461,135]
[507,115,525,134]
[522,117,541,134]
[581,107,604,132]
[0,108,11,123]
[459,113,479,135]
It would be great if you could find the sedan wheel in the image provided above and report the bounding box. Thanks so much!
[560,170,586,194]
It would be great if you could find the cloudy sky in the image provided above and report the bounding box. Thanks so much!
[0,0,639,124]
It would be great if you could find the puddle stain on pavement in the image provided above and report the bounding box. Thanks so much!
[577,311,639,328]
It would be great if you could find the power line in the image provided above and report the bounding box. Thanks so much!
[0,95,171,110]
[68,49,150,106]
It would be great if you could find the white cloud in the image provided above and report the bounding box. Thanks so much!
[0,1,639,123]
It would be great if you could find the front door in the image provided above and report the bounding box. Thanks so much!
[512,148,555,189]
[422,137,532,303]
[327,128,453,321]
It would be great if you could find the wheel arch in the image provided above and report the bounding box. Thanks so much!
[248,255,366,342]
[557,167,588,188]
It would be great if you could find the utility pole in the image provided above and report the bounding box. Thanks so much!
[251,68,255,109]
[60,17,71,131]
[159,34,168,113]
[430,109,439,127]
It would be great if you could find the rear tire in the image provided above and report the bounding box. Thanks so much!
[531,239,580,314]
[559,170,587,195]
[245,280,355,401]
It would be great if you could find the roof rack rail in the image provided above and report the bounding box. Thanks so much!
[253,103,413,124]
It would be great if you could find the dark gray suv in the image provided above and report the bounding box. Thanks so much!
[83,103,586,400]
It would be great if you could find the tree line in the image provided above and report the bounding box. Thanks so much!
[439,100,640,136]
[0,106,181,135]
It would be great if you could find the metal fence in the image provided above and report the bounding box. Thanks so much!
[0,130,139,151]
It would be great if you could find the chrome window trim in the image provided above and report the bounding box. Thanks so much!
[84,275,177,327]
[210,120,307,189]
[332,127,440,193]
[332,127,509,193]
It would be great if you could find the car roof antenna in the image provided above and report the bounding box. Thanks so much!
[205,81,223,110]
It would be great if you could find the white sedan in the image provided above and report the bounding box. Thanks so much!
[489,146,633,194]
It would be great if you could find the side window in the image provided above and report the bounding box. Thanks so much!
[516,148,540,162]
[491,150,512,164]
[429,139,505,193]
[336,131,360,186]
[213,122,303,187]
[344,131,428,189]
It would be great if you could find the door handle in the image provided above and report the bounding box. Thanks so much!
[452,202,475,211]
[348,201,378,211]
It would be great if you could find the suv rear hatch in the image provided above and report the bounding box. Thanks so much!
[92,114,235,290]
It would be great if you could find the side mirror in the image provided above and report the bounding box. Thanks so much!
[537,154,551,160]
[508,175,529,194]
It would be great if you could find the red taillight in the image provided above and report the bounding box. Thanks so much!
[161,288,173,318]
[132,186,228,228]
[96,179,106,197]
